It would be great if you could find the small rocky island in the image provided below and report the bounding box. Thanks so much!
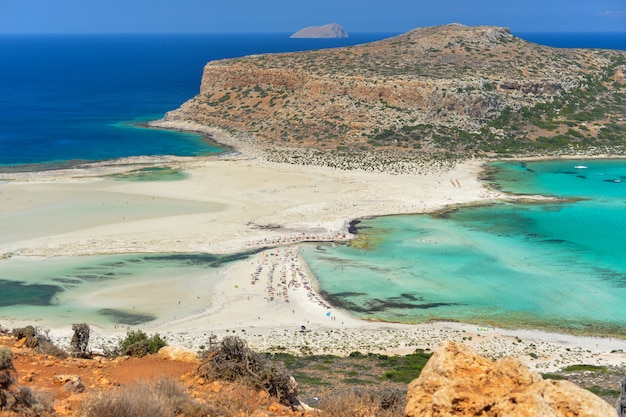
[290,23,348,38]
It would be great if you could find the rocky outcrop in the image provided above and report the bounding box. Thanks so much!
[405,341,617,417]
[156,345,200,363]
[52,374,85,394]
[164,24,626,158]
[290,23,348,38]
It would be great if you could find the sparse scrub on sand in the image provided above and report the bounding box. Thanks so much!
[81,376,199,417]
[197,335,298,406]
[82,375,303,417]
[379,350,432,383]
[317,386,405,417]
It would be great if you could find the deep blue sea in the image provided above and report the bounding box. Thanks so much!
[1,32,623,167]
[2,32,626,335]
[0,33,394,167]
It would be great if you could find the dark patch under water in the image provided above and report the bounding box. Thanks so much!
[331,291,367,297]
[144,251,257,267]
[107,166,187,182]
[399,293,422,301]
[320,289,457,313]
[75,274,112,281]
[0,251,262,311]
[348,220,361,234]
[51,278,82,285]
[0,279,60,307]
[542,238,572,245]
[99,308,156,325]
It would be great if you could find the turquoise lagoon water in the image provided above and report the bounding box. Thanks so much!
[0,252,254,327]
[3,160,626,335]
[300,159,626,337]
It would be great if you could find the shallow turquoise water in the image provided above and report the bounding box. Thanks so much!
[301,159,626,336]
[3,160,626,336]
[0,252,253,326]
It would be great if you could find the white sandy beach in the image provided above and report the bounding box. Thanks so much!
[1,124,625,372]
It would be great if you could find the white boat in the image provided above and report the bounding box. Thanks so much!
[574,165,588,169]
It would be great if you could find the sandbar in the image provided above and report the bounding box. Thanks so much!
[1,123,625,372]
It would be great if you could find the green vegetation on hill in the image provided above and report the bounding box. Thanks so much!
[167,24,626,162]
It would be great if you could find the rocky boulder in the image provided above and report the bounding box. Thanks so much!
[405,341,617,417]
[156,345,200,363]
[53,374,85,394]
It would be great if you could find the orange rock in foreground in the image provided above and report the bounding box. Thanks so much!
[405,341,617,417]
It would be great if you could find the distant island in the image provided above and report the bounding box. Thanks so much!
[290,23,348,39]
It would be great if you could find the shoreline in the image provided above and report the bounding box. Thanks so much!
[3,245,625,373]
[1,123,625,372]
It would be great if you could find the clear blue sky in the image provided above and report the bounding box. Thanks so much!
[1,0,625,34]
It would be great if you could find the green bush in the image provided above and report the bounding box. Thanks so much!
[379,351,432,384]
[563,364,608,373]
[118,330,167,357]
[11,326,36,340]
[586,385,620,397]
[541,373,565,380]
[0,348,12,372]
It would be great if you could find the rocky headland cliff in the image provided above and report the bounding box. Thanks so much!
[290,23,348,39]
[162,24,626,162]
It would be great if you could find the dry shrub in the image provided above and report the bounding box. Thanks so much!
[11,386,55,417]
[197,336,298,406]
[195,380,280,417]
[318,386,405,417]
[81,376,196,417]
[0,347,15,389]
[36,339,68,359]
[1,348,54,416]
[70,323,91,358]
[12,325,67,359]
[0,347,16,410]
[12,325,37,340]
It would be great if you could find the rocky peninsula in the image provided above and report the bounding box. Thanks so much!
[164,24,626,162]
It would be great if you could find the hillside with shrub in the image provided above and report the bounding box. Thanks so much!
[163,24,626,163]
[0,326,623,416]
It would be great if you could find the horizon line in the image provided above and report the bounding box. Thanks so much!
[1,29,626,36]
